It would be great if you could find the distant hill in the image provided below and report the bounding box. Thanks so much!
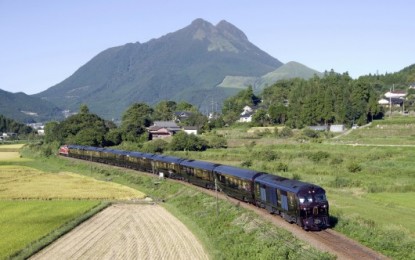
[35,19,283,119]
[217,61,322,91]
[0,89,63,123]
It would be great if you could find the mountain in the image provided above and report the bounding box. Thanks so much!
[217,61,322,91]
[35,19,283,119]
[0,89,64,123]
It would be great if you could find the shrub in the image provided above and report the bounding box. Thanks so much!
[241,160,252,167]
[302,128,320,139]
[142,139,168,153]
[330,157,343,165]
[278,127,293,138]
[308,151,330,162]
[254,150,279,161]
[347,162,362,173]
[276,162,288,172]
[206,134,228,149]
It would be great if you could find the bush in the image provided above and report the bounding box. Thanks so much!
[308,151,330,162]
[169,132,208,151]
[254,150,279,161]
[330,157,343,165]
[206,134,228,149]
[347,162,362,173]
[276,162,288,172]
[241,160,252,167]
[302,128,321,139]
[141,139,168,153]
[278,127,293,138]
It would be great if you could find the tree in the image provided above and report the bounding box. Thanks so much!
[120,103,153,142]
[44,105,110,146]
[153,101,176,121]
[169,131,207,151]
[252,109,268,126]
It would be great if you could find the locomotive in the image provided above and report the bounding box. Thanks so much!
[59,144,330,230]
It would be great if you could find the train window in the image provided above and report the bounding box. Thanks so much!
[315,193,327,202]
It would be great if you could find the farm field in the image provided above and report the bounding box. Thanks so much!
[31,204,209,260]
[0,144,146,259]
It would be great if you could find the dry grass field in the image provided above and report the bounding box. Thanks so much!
[31,204,209,260]
[0,165,145,200]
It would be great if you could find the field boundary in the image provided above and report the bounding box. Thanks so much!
[11,201,110,260]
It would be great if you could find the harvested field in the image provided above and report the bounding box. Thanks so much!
[31,204,209,260]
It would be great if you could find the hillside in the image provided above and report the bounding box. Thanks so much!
[35,19,283,120]
[0,89,63,123]
[217,61,322,91]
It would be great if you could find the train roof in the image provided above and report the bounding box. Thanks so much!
[180,159,220,171]
[152,154,183,164]
[128,151,155,159]
[102,148,129,155]
[255,174,324,194]
[214,165,264,181]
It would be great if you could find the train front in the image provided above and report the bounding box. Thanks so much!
[297,186,330,230]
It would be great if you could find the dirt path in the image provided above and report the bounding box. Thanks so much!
[31,204,209,260]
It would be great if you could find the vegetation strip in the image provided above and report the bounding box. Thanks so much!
[7,201,109,260]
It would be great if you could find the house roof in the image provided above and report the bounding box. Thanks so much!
[153,121,180,128]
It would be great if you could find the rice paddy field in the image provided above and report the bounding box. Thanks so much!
[0,144,145,259]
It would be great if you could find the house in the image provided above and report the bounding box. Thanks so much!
[173,111,193,122]
[239,105,256,123]
[182,126,198,135]
[147,121,181,139]
[384,90,406,99]
[409,83,415,89]
[330,124,345,132]
[378,97,404,107]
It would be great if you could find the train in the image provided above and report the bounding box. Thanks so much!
[59,144,330,231]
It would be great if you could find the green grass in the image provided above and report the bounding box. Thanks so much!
[0,200,105,259]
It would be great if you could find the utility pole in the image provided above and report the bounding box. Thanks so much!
[389,87,392,117]
[215,178,219,217]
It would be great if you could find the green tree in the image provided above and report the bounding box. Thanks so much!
[153,101,177,121]
[252,109,268,126]
[169,131,207,151]
[120,103,153,142]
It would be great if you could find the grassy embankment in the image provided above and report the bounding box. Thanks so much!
[166,116,415,260]
[0,144,144,260]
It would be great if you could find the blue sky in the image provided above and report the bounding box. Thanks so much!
[1,0,414,94]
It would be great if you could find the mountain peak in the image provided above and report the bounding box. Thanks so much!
[216,20,248,41]
[191,18,213,28]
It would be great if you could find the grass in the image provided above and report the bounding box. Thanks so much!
[0,200,104,260]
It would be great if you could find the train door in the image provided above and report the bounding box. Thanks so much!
[281,190,288,211]
[260,185,266,202]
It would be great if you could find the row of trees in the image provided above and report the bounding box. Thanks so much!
[44,102,223,151]
[220,71,384,128]
[0,114,33,135]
